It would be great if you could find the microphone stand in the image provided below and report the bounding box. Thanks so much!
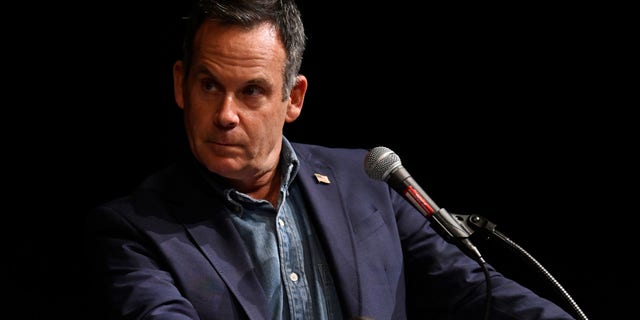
[451,213,589,320]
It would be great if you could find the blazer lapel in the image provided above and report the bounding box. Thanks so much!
[170,167,271,319]
[295,160,362,315]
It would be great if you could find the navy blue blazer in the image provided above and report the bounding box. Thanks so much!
[87,142,575,320]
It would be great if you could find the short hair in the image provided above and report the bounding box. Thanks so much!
[181,0,307,100]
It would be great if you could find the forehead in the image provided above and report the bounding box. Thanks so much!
[194,21,286,66]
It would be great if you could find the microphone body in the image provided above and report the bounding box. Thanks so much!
[365,146,483,262]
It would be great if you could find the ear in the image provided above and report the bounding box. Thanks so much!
[285,75,308,123]
[173,61,185,110]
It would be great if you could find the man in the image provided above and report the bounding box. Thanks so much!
[86,0,577,319]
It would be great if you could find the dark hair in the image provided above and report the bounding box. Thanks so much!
[181,0,307,100]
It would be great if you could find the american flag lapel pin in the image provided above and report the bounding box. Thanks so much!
[313,173,331,184]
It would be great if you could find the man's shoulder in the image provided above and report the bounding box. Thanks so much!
[291,141,369,160]
[290,142,374,180]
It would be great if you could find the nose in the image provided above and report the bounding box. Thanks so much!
[215,94,240,129]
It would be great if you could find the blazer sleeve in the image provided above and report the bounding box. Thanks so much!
[86,200,202,320]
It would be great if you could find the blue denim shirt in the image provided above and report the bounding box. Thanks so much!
[223,138,342,319]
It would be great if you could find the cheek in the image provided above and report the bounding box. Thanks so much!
[184,105,212,132]
[247,110,286,142]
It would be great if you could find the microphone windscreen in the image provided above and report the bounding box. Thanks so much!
[364,146,402,181]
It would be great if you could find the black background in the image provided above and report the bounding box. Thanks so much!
[6,1,634,319]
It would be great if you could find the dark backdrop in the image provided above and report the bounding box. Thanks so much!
[7,1,633,319]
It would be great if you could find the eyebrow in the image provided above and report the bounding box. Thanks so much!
[191,61,277,96]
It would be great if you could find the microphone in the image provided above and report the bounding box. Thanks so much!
[364,146,483,262]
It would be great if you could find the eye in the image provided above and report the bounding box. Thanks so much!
[202,78,220,93]
[242,84,265,97]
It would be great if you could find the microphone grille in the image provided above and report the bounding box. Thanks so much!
[364,146,402,181]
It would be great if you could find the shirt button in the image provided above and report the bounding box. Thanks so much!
[278,219,285,227]
[289,272,299,282]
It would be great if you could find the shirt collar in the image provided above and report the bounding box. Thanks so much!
[280,136,300,190]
